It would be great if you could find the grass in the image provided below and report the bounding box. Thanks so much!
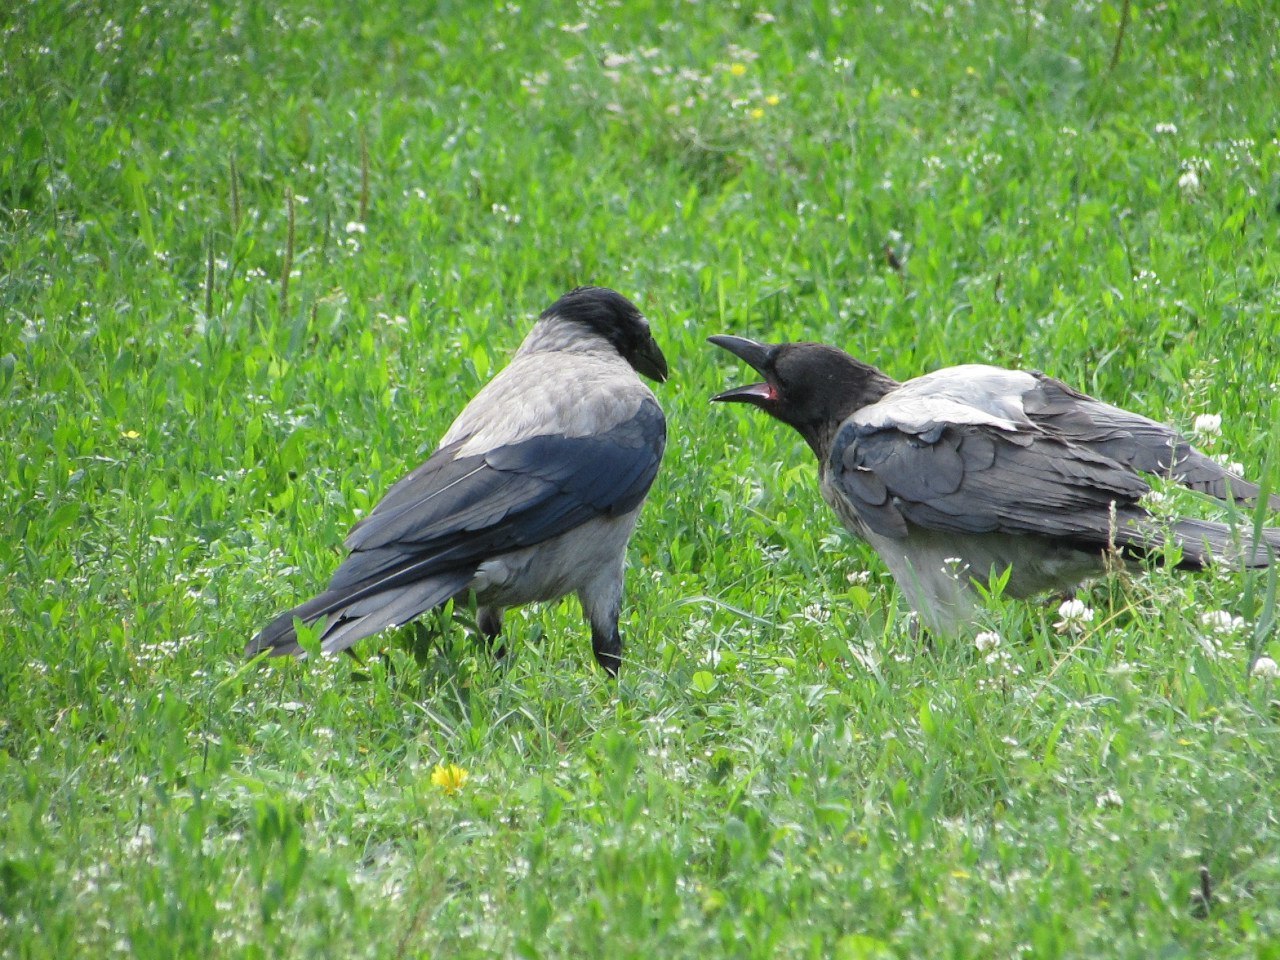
[3,0,1280,956]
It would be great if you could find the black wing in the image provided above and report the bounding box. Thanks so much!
[1024,372,1279,508]
[334,399,665,590]
[829,416,1151,549]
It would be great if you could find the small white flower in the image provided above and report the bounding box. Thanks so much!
[1054,598,1095,633]
[1153,122,1178,135]
[1198,610,1244,634]
[1193,413,1221,436]
[1096,789,1124,809]
[1252,656,1279,679]
[344,221,367,234]
[1057,598,1090,619]
[1178,168,1201,196]
[974,631,1001,652]
[802,603,830,624]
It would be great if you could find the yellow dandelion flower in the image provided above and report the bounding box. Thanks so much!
[121,430,140,440]
[750,108,764,120]
[764,94,780,106]
[729,63,747,76]
[431,763,469,794]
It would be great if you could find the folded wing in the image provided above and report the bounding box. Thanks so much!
[832,411,1150,548]
[1023,372,1280,508]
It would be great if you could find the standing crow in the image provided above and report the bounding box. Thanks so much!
[709,335,1280,635]
[248,287,668,675]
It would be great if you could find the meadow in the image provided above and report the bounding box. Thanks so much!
[3,0,1280,956]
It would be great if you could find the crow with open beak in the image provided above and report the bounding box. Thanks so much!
[248,287,668,675]
[709,335,1280,635]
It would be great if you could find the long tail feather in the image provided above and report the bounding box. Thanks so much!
[1167,518,1280,568]
[246,569,473,658]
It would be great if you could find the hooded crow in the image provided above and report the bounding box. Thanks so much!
[709,335,1280,635]
[248,286,668,675]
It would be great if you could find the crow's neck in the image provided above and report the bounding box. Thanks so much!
[518,316,617,363]
[795,370,898,460]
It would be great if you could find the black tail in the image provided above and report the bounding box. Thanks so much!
[1166,517,1280,569]
[247,569,474,658]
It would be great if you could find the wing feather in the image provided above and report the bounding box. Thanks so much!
[830,415,1151,545]
[1025,372,1280,508]
[329,399,664,593]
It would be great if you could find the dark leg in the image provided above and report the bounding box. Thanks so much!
[579,572,625,677]
[477,606,507,662]
[590,622,623,678]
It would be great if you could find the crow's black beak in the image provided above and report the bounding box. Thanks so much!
[708,335,777,404]
[635,334,669,383]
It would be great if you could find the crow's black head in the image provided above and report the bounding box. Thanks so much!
[544,286,668,382]
[708,335,897,457]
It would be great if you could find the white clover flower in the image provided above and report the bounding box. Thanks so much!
[1252,656,1279,679]
[974,630,1001,652]
[1199,610,1244,634]
[1054,598,1095,633]
[1193,413,1221,435]
[1178,168,1201,196]
[1153,122,1178,135]
[802,603,830,624]
[344,220,367,234]
[1096,788,1124,809]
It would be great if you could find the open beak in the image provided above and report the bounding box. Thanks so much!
[635,334,669,383]
[708,335,777,403]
